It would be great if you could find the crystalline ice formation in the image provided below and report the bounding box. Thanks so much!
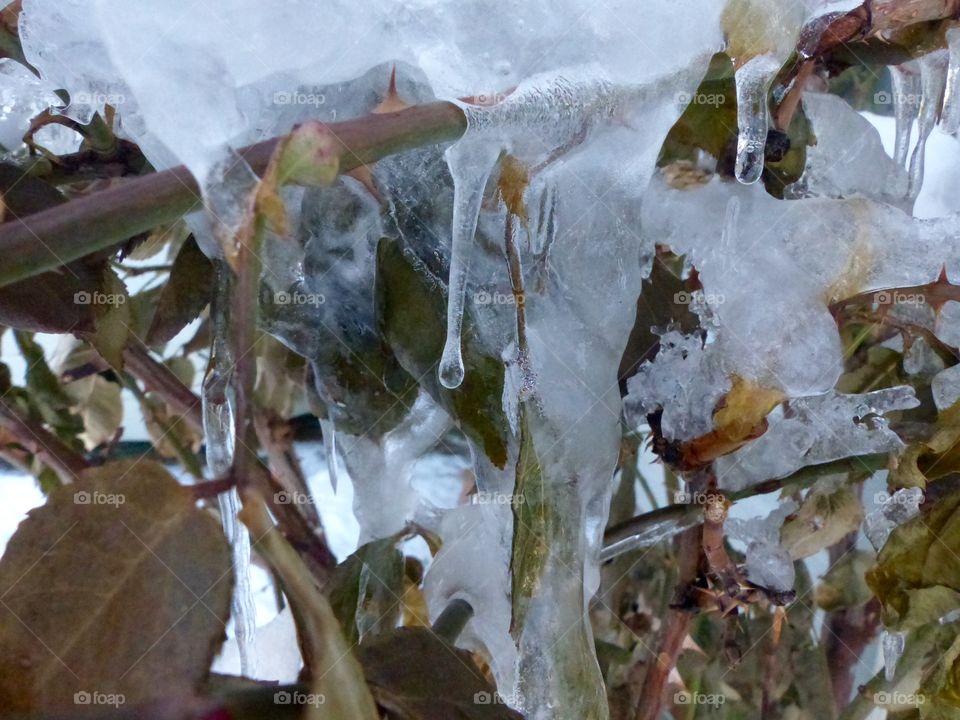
[793,92,908,203]
[716,386,919,492]
[623,331,730,442]
[0,59,59,150]
[932,364,960,411]
[864,487,924,551]
[643,174,960,396]
[726,502,797,593]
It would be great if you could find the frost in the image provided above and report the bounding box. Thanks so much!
[864,487,924,552]
[624,331,730,442]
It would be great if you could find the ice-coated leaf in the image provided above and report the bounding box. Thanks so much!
[358,627,523,720]
[510,404,555,637]
[146,235,214,346]
[327,534,405,647]
[781,485,863,560]
[867,491,960,630]
[0,460,232,712]
[376,237,508,467]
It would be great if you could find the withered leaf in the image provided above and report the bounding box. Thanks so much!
[0,460,232,712]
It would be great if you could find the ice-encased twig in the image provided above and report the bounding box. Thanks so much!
[202,265,258,676]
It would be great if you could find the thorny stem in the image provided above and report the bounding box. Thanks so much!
[0,102,468,288]
[4,0,960,288]
[633,525,701,720]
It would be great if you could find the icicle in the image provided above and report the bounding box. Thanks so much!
[734,54,780,185]
[439,139,501,389]
[320,414,340,493]
[907,50,948,203]
[881,630,905,682]
[202,265,258,677]
[890,62,921,168]
[941,28,960,135]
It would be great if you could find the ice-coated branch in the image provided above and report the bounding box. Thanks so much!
[601,453,889,559]
[0,101,467,288]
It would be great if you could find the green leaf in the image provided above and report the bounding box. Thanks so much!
[510,404,555,637]
[87,267,131,370]
[146,236,214,346]
[327,535,405,647]
[815,550,874,611]
[0,460,232,712]
[358,627,523,720]
[376,236,509,467]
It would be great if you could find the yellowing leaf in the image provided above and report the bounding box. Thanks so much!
[0,460,232,712]
[893,401,960,489]
[63,374,123,450]
[682,376,784,467]
[497,155,529,222]
[781,485,864,560]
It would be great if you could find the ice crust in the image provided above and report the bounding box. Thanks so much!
[14,1,960,717]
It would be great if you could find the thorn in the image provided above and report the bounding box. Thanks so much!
[372,65,409,115]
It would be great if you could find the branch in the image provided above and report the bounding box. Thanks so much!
[0,102,466,288]
[601,453,888,560]
[0,394,90,482]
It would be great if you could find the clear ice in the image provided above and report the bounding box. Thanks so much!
[733,54,781,185]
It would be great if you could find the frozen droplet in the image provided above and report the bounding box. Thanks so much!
[940,28,960,134]
[439,139,501,390]
[881,630,905,682]
[734,54,780,185]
